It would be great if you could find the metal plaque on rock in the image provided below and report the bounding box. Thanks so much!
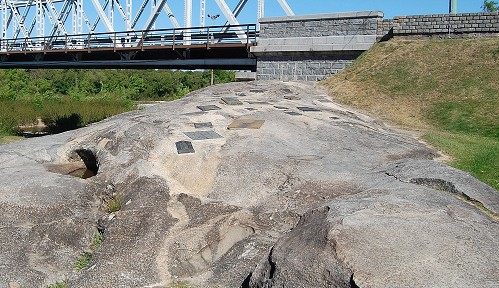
[221,97,243,105]
[250,89,265,93]
[297,106,321,112]
[176,141,195,154]
[197,105,221,111]
[184,131,223,140]
[246,101,270,105]
[285,111,302,116]
[194,122,213,129]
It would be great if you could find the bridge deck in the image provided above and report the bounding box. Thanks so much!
[0,25,257,70]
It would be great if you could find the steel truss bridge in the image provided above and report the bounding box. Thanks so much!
[0,0,295,69]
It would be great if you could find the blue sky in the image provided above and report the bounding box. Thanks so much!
[200,0,486,25]
[133,0,488,31]
[262,0,484,19]
[187,0,483,26]
[4,0,489,35]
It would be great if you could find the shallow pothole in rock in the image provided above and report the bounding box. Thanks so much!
[46,149,99,179]
[68,167,96,179]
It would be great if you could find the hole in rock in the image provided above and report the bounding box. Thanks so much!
[68,149,99,179]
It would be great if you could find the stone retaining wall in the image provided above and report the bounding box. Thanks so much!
[256,52,361,81]
[252,11,381,81]
[383,12,499,39]
[259,11,382,38]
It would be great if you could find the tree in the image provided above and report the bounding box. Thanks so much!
[482,0,499,12]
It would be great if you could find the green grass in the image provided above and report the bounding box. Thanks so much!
[424,132,499,190]
[324,38,499,191]
[44,280,68,288]
[73,231,104,272]
[75,252,92,271]
[0,98,134,136]
[106,195,122,213]
[0,135,23,144]
[93,231,104,249]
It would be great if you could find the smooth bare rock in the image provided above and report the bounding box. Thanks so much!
[0,81,497,288]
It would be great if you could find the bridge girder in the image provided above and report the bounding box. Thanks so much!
[0,0,294,51]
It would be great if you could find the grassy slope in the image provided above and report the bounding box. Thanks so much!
[0,136,23,144]
[323,38,499,190]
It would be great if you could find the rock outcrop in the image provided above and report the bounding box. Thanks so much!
[0,81,497,288]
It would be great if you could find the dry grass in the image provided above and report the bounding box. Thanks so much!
[322,38,499,190]
[0,136,23,144]
[324,38,499,131]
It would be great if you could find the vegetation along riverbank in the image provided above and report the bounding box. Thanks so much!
[0,69,234,141]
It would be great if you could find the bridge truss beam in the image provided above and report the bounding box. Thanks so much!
[0,0,294,52]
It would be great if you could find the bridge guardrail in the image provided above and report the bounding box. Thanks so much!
[0,24,257,53]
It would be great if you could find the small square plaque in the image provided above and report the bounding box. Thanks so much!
[246,101,270,105]
[197,105,221,111]
[176,141,195,154]
[184,131,223,140]
[250,89,265,93]
[194,122,213,129]
[297,106,321,112]
[285,111,302,116]
[221,97,243,105]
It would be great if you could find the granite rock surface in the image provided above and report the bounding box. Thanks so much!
[0,81,497,288]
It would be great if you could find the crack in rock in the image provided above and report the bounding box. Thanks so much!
[386,171,498,220]
[267,247,276,280]
[245,206,354,288]
[409,178,498,219]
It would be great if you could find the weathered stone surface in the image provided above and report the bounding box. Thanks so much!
[0,81,497,288]
[227,119,266,129]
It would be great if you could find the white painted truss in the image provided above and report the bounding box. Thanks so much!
[0,0,294,50]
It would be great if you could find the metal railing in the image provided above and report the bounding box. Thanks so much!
[0,24,257,53]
